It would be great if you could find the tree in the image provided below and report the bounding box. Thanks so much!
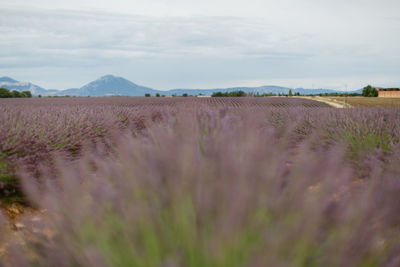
[235,90,246,97]
[362,85,378,97]
[11,90,22,98]
[212,92,224,97]
[288,89,293,96]
[182,93,188,97]
[0,88,12,98]
[156,93,160,97]
[21,91,32,98]
[145,93,151,97]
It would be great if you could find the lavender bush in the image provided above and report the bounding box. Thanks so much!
[1,98,400,266]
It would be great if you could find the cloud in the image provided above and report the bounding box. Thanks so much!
[0,2,399,90]
[0,8,313,61]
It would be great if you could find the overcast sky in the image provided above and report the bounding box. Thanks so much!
[1,0,399,90]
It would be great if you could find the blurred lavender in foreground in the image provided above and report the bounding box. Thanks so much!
[0,98,400,266]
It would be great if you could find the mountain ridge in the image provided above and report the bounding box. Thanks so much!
[0,75,363,96]
[0,76,51,95]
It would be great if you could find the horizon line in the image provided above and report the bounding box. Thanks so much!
[0,74,368,92]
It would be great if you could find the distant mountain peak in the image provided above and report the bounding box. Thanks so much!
[74,75,155,96]
[90,75,136,86]
[97,75,131,83]
[0,76,19,83]
[99,74,120,80]
[85,75,134,86]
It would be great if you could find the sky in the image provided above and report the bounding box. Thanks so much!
[0,0,399,91]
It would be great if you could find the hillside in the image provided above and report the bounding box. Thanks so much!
[0,75,362,96]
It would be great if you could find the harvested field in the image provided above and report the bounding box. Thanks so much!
[326,96,400,108]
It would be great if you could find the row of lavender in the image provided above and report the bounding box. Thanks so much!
[1,98,400,266]
[0,97,330,201]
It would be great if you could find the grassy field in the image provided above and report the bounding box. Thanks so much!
[1,97,400,266]
[325,96,400,108]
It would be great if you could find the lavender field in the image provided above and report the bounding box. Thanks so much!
[1,97,400,266]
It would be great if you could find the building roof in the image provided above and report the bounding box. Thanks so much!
[376,88,400,91]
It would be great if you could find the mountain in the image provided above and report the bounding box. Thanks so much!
[0,75,363,96]
[0,76,54,95]
[0,77,18,83]
[57,88,81,96]
[57,75,159,96]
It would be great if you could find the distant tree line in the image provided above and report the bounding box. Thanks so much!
[143,88,376,98]
[212,90,301,97]
[0,88,32,98]
[145,93,189,97]
[315,92,361,97]
[212,91,247,97]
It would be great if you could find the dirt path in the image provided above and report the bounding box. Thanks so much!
[0,204,49,263]
[295,96,351,108]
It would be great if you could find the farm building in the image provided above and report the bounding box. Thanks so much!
[377,88,400,98]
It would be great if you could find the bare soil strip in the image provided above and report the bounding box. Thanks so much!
[295,96,351,108]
